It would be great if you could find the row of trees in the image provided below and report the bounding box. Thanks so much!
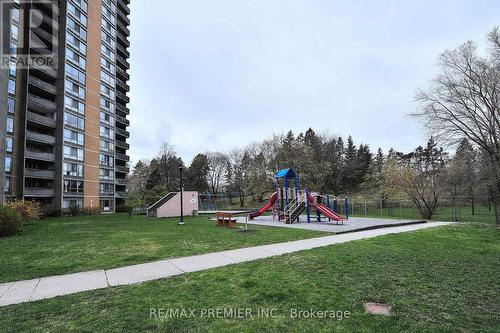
[129,129,389,207]
[128,132,495,220]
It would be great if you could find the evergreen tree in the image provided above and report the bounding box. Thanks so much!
[185,154,210,192]
[342,135,358,192]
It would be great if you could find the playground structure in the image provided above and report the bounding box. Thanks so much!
[249,168,348,224]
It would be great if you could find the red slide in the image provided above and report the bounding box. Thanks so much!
[249,192,277,220]
[313,203,346,222]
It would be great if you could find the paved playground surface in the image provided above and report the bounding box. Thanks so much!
[235,215,427,233]
[0,222,452,307]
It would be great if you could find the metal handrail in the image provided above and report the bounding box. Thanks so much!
[283,192,306,222]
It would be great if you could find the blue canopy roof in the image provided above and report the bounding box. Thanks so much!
[275,168,297,179]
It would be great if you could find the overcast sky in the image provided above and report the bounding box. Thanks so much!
[127,0,499,165]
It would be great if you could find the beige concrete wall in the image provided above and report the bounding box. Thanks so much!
[156,191,199,218]
[83,0,102,208]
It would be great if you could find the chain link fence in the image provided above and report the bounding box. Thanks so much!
[330,196,497,224]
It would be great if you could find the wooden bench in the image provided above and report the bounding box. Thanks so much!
[216,212,237,228]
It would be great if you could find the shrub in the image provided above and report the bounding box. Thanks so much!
[83,207,100,216]
[116,205,133,213]
[0,205,23,237]
[68,205,81,217]
[42,208,62,218]
[6,200,43,223]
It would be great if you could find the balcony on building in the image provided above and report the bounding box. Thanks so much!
[116,91,130,104]
[27,93,57,114]
[28,75,57,98]
[116,103,130,116]
[115,177,128,186]
[117,6,130,25]
[25,148,55,162]
[25,169,56,180]
[26,129,56,145]
[116,66,130,81]
[29,65,58,82]
[117,19,130,37]
[115,114,129,126]
[117,31,130,48]
[115,140,130,150]
[118,0,130,14]
[116,54,130,70]
[115,151,130,162]
[24,187,55,197]
[31,7,59,32]
[116,78,129,93]
[27,111,57,128]
[32,0,60,17]
[31,25,57,49]
[115,164,130,174]
[116,42,130,59]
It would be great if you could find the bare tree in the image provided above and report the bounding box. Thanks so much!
[206,152,229,194]
[386,139,448,220]
[413,27,500,223]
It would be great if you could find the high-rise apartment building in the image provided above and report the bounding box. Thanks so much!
[0,0,130,213]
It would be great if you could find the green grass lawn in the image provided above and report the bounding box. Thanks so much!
[0,213,326,283]
[0,224,498,332]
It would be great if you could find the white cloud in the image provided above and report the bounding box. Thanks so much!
[127,0,500,165]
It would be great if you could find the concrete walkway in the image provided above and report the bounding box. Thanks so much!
[0,222,452,307]
[238,216,427,233]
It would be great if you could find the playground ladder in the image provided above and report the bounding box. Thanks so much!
[283,193,307,224]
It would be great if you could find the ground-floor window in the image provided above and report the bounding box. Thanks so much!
[63,199,83,209]
[100,199,114,212]
[4,177,11,194]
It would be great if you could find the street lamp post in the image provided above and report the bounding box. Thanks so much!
[178,164,185,225]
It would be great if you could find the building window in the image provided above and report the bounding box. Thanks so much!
[100,111,114,125]
[100,125,114,139]
[11,25,19,41]
[99,168,114,181]
[67,32,87,54]
[65,63,86,84]
[99,183,114,195]
[65,79,86,99]
[11,7,20,23]
[7,97,15,114]
[68,3,88,25]
[100,84,115,99]
[6,137,13,153]
[64,145,84,161]
[63,162,84,177]
[99,140,114,153]
[4,177,12,194]
[64,129,84,145]
[63,199,83,209]
[99,154,114,167]
[8,79,16,95]
[64,180,84,194]
[67,17,87,40]
[66,47,86,69]
[65,96,85,114]
[5,156,13,173]
[72,0,88,12]
[64,112,85,130]
[9,63,16,77]
[100,199,114,212]
[6,117,14,133]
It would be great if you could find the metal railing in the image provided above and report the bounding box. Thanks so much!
[283,192,307,223]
